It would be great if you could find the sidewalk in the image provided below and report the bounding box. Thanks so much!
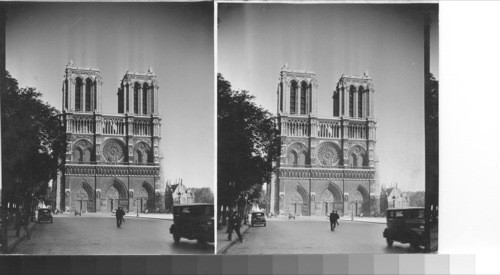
[55,212,173,220]
[216,224,250,254]
[268,215,386,224]
[123,213,173,220]
[1,221,37,253]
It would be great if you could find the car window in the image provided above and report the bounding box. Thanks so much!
[394,210,404,218]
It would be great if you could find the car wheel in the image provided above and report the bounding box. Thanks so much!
[173,234,181,244]
[51,219,53,223]
[386,238,393,247]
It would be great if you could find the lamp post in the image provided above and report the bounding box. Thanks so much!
[136,199,139,217]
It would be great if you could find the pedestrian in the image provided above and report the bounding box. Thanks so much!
[228,211,243,243]
[329,210,336,231]
[226,211,234,241]
[15,208,30,239]
[335,211,340,226]
[116,207,124,228]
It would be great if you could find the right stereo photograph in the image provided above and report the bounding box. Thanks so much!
[217,3,438,255]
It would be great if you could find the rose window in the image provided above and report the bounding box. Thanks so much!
[103,140,125,162]
[318,144,339,166]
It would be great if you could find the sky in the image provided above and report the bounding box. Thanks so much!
[218,4,439,192]
[5,2,214,190]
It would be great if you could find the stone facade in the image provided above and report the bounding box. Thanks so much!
[270,65,377,217]
[57,62,164,213]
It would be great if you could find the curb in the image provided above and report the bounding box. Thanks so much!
[5,222,37,253]
[339,218,385,224]
[123,215,173,221]
[217,225,251,254]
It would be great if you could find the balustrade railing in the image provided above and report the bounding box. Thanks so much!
[66,114,153,136]
[102,116,126,135]
[280,164,372,169]
[133,118,151,136]
[67,161,157,166]
[281,118,309,137]
[317,120,341,138]
[347,122,367,139]
[68,115,94,134]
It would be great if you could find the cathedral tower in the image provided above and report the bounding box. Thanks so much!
[58,62,163,214]
[270,65,377,217]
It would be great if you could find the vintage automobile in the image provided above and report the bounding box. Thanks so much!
[383,207,426,249]
[38,208,53,223]
[170,203,214,244]
[250,212,266,227]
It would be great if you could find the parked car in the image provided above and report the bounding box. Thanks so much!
[250,212,266,227]
[38,208,53,223]
[170,203,214,244]
[383,207,425,249]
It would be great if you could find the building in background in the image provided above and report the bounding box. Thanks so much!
[380,184,410,213]
[165,179,195,210]
[56,62,163,213]
[269,65,377,217]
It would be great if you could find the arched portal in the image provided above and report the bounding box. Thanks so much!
[357,185,370,216]
[71,181,95,213]
[286,184,309,216]
[101,179,128,213]
[135,182,155,213]
[316,182,344,216]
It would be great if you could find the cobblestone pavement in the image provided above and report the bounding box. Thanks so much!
[223,219,415,254]
[10,213,214,255]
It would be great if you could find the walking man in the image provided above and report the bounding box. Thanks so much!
[228,211,243,243]
[330,210,340,231]
[116,207,124,228]
[329,210,335,231]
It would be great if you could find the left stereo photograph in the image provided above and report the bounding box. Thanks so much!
[1,2,215,255]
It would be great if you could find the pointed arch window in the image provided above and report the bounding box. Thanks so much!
[75,78,82,111]
[300,81,307,114]
[279,83,283,113]
[85,78,92,111]
[358,87,364,118]
[134,82,140,114]
[349,86,355,117]
[290,81,297,114]
[142,83,149,114]
[333,91,339,116]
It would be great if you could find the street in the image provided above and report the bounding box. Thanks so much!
[222,218,416,254]
[10,213,214,255]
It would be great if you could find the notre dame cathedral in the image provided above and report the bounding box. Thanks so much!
[269,65,378,217]
[56,62,163,213]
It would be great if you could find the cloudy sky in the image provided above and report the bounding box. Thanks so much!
[6,2,214,190]
[218,4,439,192]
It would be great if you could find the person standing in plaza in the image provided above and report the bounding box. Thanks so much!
[116,207,124,228]
[329,210,336,231]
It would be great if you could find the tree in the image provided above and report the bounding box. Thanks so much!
[192,187,214,204]
[1,71,65,212]
[217,74,280,224]
[408,191,425,208]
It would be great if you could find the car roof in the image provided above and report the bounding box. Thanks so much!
[386,207,424,211]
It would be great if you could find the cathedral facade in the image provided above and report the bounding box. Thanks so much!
[269,66,377,217]
[56,63,163,213]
